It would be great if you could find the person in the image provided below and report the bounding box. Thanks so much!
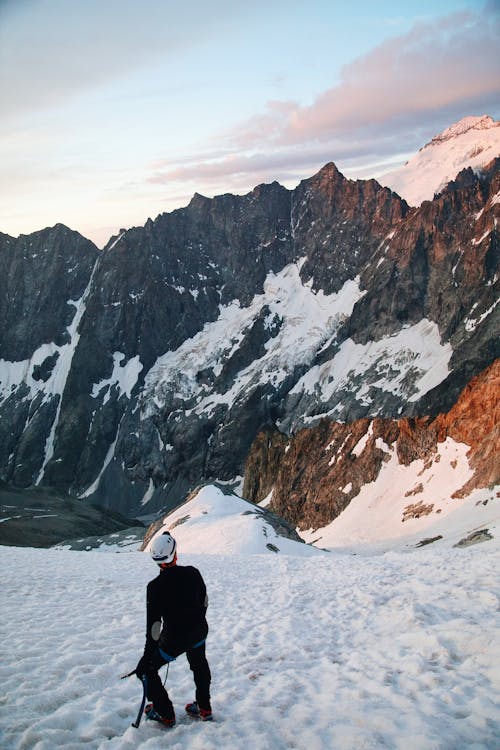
[135,531,212,727]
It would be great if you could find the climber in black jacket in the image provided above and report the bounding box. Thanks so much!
[135,531,212,727]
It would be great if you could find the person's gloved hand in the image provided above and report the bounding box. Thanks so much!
[135,654,151,678]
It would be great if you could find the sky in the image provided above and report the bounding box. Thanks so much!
[1,0,499,248]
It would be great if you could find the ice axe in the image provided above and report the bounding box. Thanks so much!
[120,668,137,679]
[120,669,147,728]
[131,674,148,728]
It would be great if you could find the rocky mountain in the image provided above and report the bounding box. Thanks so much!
[243,359,499,541]
[0,120,498,521]
[380,115,500,205]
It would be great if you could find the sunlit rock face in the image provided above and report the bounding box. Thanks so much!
[243,360,499,533]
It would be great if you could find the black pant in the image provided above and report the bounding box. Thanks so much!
[141,643,211,719]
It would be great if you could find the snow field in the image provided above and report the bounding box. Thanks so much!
[380,115,500,205]
[302,438,481,550]
[1,542,499,750]
[144,485,323,556]
[141,262,364,420]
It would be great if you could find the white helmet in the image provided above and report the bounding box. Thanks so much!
[150,531,177,565]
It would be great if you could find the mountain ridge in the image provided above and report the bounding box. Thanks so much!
[0,118,498,525]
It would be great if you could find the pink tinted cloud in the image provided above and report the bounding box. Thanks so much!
[148,157,299,196]
[147,135,400,189]
[279,11,499,144]
[230,9,500,148]
[148,8,500,192]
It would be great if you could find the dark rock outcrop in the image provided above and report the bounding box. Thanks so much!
[0,482,142,548]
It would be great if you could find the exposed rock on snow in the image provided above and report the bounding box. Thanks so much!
[415,535,443,548]
[453,528,493,548]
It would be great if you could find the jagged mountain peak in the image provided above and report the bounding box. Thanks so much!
[188,191,210,207]
[316,161,341,176]
[12,222,96,246]
[303,161,345,188]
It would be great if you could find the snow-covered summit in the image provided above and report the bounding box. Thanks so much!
[144,484,323,556]
[380,114,500,205]
[425,114,498,146]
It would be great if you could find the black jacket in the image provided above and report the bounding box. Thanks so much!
[144,564,208,659]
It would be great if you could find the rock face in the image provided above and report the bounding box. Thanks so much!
[433,359,500,496]
[0,226,99,489]
[243,359,499,532]
[0,149,498,517]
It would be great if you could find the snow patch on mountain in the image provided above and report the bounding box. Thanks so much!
[91,351,143,405]
[380,115,500,205]
[301,437,498,552]
[0,278,98,408]
[464,298,500,332]
[0,347,53,405]
[79,429,122,500]
[0,260,101,485]
[36,262,99,483]
[142,262,365,418]
[0,258,100,483]
[352,423,374,457]
[290,318,452,422]
[144,484,322,556]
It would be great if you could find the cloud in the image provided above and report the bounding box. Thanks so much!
[0,0,246,119]
[234,9,500,148]
[148,132,417,189]
[147,6,500,194]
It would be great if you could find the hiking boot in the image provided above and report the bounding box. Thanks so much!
[185,701,213,721]
[145,703,176,728]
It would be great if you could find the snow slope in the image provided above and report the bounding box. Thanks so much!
[301,435,500,551]
[141,261,364,420]
[303,480,499,554]
[144,484,322,556]
[0,540,499,750]
[289,317,453,423]
[380,115,500,205]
